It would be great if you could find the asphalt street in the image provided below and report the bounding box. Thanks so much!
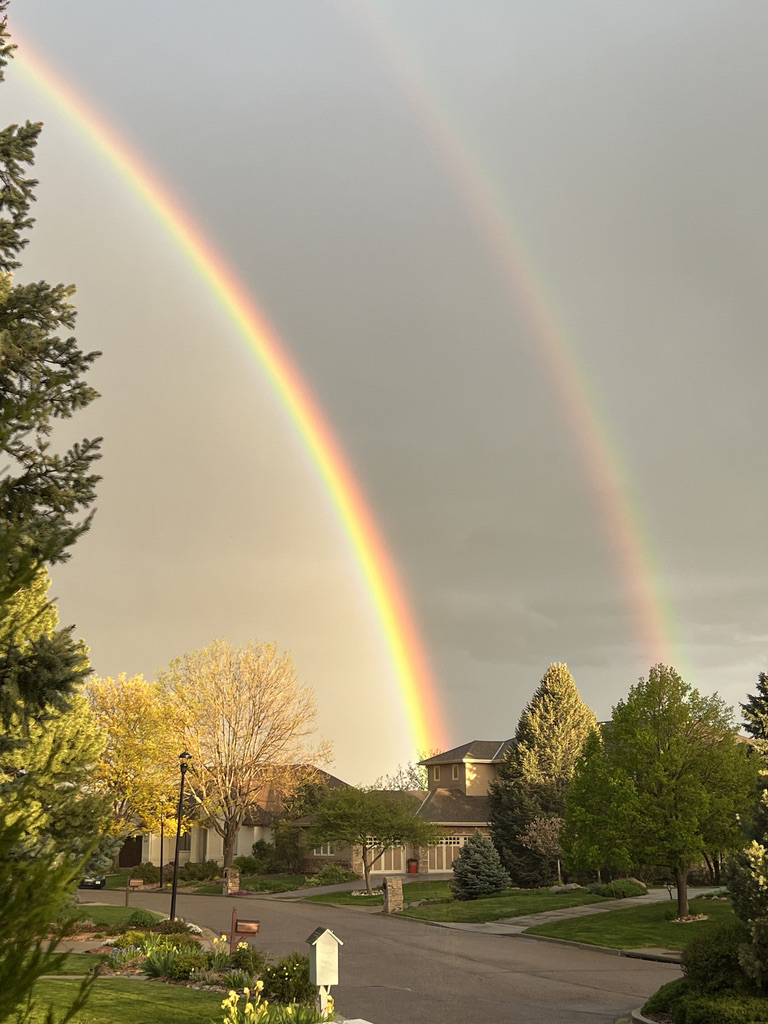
[80,890,679,1024]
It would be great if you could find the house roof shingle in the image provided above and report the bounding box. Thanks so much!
[420,740,513,766]
[416,788,491,824]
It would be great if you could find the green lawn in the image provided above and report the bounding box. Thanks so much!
[54,952,106,976]
[400,887,607,923]
[526,897,736,950]
[104,872,133,889]
[24,979,224,1023]
[66,905,164,928]
[192,873,307,895]
[304,880,452,907]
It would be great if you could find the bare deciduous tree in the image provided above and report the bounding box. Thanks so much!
[160,638,332,866]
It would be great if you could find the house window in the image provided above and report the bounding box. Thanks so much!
[451,764,460,781]
[433,766,441,782]
[313,843,336,856]
[179,831,191,852]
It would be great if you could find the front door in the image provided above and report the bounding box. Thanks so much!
[118,836,143,868]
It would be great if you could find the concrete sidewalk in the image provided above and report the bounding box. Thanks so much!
[432,886,712,936]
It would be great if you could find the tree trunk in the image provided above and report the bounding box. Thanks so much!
[222,823,238,867]
[714,855,722,886]
[708,851,720,884]
[362,848,372,895]
[674,866,689,919]
[556,857,562,886]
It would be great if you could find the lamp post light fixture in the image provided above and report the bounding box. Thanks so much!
[159,794,167,890]
[169,751,191,922]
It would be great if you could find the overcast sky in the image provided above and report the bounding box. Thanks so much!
[6,1,768,782]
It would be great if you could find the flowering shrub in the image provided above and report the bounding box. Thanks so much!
[262,953,315,1006]
[222,970,258,994]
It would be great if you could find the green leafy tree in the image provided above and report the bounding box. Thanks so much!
[565,664,757,918]
[0,6,102,1018]
[489,662,596,884]
[451,833,510,900]
[308,787,440,894]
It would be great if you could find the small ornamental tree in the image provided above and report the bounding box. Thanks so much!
[728,841,768,991]
[451,833,511,901]
[519,815,564,886]
[309,787,439,894]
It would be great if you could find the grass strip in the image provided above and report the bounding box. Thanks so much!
[399,887,606,923]
[525,897,735,950]
[66,906,164,927]
[25,978,224,1023]
[304,880,452,907]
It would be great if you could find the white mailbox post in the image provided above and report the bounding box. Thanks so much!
[306,927,343,1013]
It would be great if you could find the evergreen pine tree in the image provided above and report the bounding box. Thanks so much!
[0,0,101,722]
[0,6,103,1017]
[742,672,768,747]
[451,833,511,900]
[489,663,597,885]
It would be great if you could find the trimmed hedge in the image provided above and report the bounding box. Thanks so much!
[682,920,751,994]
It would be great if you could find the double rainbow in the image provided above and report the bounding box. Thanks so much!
[12,42,448,755]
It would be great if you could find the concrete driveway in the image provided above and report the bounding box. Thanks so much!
[80,890,679,1024]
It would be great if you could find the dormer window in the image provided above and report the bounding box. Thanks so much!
[433,766,441,782]
[452,763,460,781]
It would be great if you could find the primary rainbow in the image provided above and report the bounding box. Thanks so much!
[345,0,679,667]
[12,40,448,755]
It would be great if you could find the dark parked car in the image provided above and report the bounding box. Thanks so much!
[79,875,106,889]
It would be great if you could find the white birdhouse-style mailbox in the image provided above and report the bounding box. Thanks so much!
[306,927,343,1011]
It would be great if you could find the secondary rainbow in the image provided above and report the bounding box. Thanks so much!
[345,0,679,665]
[12,40,448,754]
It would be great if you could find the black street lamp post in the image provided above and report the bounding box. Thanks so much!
[159,795,166,890]
[169,751,191,921]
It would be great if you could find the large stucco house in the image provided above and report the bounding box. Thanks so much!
[131,768,347,869]
[304,739,514,876]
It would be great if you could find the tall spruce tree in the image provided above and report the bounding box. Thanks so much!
[0,6,103,1018]
[0,2,101,723]
[489,663,597,884]
[742,672,768,747]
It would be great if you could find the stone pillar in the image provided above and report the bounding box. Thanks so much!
[383,876,403,913]
[223,867,240,895]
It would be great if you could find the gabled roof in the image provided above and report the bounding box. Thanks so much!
[416,788,492,824]
[242,767,349,827]
[420,740,513,766]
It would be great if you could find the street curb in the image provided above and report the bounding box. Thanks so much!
[517,932,681,963]
[630,1008,655,1023]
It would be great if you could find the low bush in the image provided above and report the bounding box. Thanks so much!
[157,918,193,934]
[682,920,751,994]
[304,864,358,887]
[127,909,157,928]
[263,952,315,1005]
[178,859,221,882]
[234,855,258,876]
[112,929,150,950]
[587,879,647,898]
[680,992,768,1023]
[130,862,160,884]
[230,944,268,975]
[167,949,208,980]
[642,977,691,1017]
